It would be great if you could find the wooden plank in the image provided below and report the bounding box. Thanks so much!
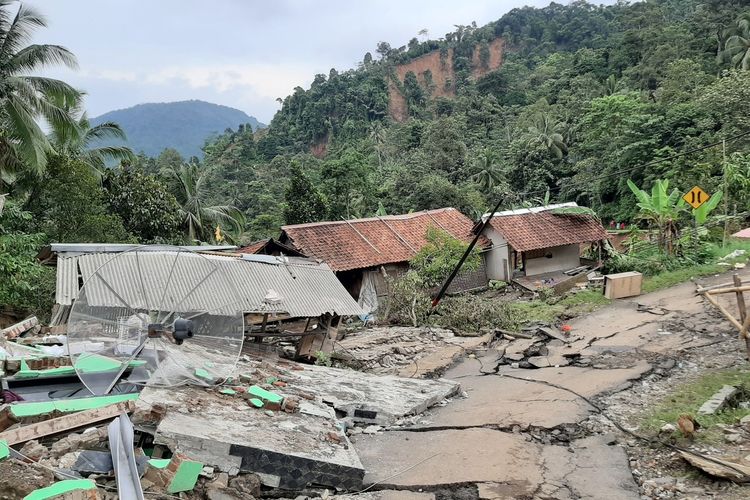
[706,285,750,295]
[0,400,135,446]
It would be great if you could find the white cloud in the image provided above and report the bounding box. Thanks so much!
[144,63,319,100]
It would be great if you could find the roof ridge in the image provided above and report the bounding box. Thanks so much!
[281,207,456,230]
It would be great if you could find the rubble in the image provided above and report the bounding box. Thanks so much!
[698,384,740,415]
[143,454,203,493]
[1,316,40,340]
[332,326,490,377]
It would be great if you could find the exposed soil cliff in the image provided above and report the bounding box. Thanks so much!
[388,38,504,122]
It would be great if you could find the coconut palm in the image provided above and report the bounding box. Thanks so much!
[50,103,134,175]
[470,150,504,193]
[526,111,568,159]
[0,0,82,185]
[167,162,245,243]
[722,13,750,70]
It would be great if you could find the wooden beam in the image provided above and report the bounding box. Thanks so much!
[704,293,743,331]
[734,274,747,324]
[705,285,750,295]
[0,400,135,446]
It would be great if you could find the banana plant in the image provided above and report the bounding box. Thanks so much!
[627,179,687,255]
[692,190,723,225]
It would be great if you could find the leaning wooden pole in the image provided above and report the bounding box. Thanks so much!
[701,273,750,360]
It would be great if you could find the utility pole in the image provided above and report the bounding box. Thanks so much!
[723,139,729,248]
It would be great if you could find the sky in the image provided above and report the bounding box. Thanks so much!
[30,0,589,123]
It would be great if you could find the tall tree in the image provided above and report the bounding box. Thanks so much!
[284,162,327,225]
[167,162,244,242]
[0,0,82,186]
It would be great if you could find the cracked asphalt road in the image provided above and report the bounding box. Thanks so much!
[351,268,750,499]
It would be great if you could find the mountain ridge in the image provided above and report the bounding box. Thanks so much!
[91,99,265,159]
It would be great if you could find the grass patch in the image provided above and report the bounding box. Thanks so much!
[641,239,750,293]
[642,263,724,293]
[641,369,750,443]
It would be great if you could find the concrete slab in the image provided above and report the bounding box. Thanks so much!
[354,428,542,496]
[412,359,650,430]
[540,436,639,499]
[139,386,364,490]
[291,364,460,425]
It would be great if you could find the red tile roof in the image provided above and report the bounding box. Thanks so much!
[280,208,485,272]
[237,240,267,254]
[487,211,608,252]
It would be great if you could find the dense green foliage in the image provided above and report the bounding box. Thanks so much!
[4,0,750,322]
[0,201,55,320]
[103,168,182,243]
[90,100,264,158]
[197,0,750,237]
[410,228,480,287]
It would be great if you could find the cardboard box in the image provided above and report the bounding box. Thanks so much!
[603,271,643,299]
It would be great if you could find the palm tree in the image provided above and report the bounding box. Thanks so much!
[0,1,82,185]
[722,13,750,70]
[167,162,245,243]
[470,150,504,193]
[50,104,135,175]
[526,111,568,159]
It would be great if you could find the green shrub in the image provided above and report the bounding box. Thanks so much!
[433,294,521,335]
[381,271,431,326]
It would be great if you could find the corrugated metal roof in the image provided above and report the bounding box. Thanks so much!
[56,256,79,305]
[69,251,363,318]
[50,243,237,253]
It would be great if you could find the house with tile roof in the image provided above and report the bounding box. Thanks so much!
[481,203,608,290]
[276,208,490,312]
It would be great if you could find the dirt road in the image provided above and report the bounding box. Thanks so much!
[350,268,750,499]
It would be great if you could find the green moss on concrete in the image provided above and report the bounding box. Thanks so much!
[23,479,96,500]
[10,393,139,418]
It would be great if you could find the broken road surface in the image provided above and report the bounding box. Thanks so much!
[351,269,750,499]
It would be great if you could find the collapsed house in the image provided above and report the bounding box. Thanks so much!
[481,203,609,292]
[39,243,364,358]
[0,244,460,498]
[272,208,490,314]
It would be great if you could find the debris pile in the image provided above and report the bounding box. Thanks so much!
[1,314,460,498]
[332,326,490,377]
[495,324,589,369]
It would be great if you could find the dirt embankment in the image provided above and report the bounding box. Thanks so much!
[388,37,505,122]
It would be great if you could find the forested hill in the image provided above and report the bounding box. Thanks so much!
[92,100,264,158]
[198,0,750,242]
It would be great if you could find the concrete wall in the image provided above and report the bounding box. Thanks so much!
[483,227,511,281]
[525,244,580,276]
